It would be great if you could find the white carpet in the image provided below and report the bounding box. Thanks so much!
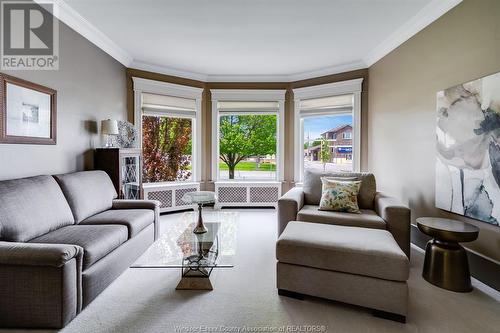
[3,209,499,333]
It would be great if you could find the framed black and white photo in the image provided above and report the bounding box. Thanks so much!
[0,74,57,145]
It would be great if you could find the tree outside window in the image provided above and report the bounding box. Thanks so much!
[142,115,192,182]
[219,114,277,180]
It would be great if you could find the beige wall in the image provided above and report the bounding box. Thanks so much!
[0,18,126,181]
[368,0,500,262]
[126,69,368,193]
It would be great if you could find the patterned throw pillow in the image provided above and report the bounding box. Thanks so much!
[319,178,362,213]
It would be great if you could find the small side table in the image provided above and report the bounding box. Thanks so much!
[416,217,479,292]
[182,191,217,234]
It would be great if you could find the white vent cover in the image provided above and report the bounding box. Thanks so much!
[144,183,200,212]
[215,182,281,208]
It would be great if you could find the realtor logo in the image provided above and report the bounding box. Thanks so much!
[1,1,59,70]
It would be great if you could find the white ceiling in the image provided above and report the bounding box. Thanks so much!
[56,0,462,81]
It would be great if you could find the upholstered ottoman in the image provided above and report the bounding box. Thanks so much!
[276,221,409,322]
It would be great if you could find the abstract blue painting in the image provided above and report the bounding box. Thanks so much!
[436,71,500,226]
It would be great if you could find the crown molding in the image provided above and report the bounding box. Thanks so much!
[45,0,460,81]
[363,0,462,66]
[286,61,367,82]
[130,61,208,82]
[292,78,364,100]
[131,60,366,83]
[35,0,133,66]
[210,89,287,101]
[133,77,203,99]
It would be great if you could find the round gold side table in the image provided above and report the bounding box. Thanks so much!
[416,217,479,292]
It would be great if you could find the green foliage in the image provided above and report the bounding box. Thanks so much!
[312,139,322,147]
[218,161,276,171]
[142,116,192,182]
[320,137,331,168]
[219,115,277,179]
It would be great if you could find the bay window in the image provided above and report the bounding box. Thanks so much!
[211,90,286,183]
[133,77,203,211]
[293,79,363,182]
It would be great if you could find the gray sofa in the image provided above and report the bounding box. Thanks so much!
[278,170,411,258]
[0,171,159,328]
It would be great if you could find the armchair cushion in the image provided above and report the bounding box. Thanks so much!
[54,171,117,223]
[30,225,127,269]
[297,205,386,230]
[303,170,377,209]
[81,209,154,238]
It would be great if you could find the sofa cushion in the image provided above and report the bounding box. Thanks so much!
[276,222,409,281]
[0,175,74,242]
[80,209,154,238]
[297,205,386,230]
[303,170,377,209]
[54,171,117,223]
[30,225,127,269]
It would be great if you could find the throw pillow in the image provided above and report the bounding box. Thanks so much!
[319,178,362,213]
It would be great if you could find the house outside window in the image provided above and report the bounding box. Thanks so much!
[294,79,363,182]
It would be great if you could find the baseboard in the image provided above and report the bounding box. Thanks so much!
[411,224,500,292]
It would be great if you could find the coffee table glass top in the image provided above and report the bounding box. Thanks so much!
[131,211,238,268]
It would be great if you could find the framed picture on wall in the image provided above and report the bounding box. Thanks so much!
[0,74,57,145]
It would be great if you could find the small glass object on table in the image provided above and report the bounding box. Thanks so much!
[182,191,217,234]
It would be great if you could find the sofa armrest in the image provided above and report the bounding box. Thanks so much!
[0,241,82,267]
[374,193,411,258]
[0,242,83,328]
[112,199,161,240]
[277,187,305,236]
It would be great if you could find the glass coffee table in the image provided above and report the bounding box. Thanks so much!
[131,211,238,290]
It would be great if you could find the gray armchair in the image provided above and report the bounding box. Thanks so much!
[278,171,411,258]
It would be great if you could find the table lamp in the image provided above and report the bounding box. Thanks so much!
[101,119,119,148]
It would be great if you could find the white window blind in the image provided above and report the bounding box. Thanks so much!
[142,92,196,117]
[217,101,279,115]
[300,94,353,117]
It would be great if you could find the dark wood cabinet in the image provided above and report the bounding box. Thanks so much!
[94,148,143,199]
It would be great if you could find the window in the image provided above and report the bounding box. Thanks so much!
[219,114,277,180]
[142,113,192,182]
[303,114,353,174]
[133,78,202,184]
[211,90,286,182]
[293,79,363,182]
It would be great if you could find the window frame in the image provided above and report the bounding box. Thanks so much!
[210,89,286,182]
[293,78,363,183]
[133,77,203,184]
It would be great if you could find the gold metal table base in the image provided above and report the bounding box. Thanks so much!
[422,240,472,292]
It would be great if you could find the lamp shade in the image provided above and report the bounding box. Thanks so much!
[101,119,119,135]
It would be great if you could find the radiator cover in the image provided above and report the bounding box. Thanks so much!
[215,182,281,208]
[143,182,200,212]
